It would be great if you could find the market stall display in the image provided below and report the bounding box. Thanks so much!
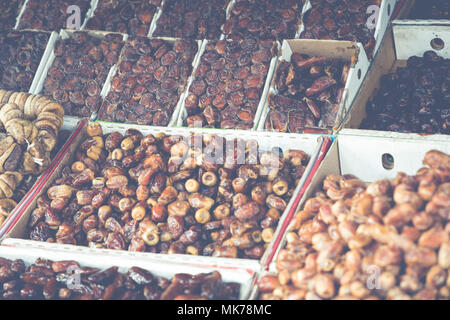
[40,31,124,118]
[259,149,450,300]
[98,37,199,126]
[85,0,159,37]
[17,0,91,31]
[181,39,278,129]
[0,0,448,302]
[0,31,50,92]
[153,0,230,39]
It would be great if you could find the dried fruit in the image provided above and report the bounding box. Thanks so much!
[27,124,309,259]
[0,256,240,300]
[266,55,349,133]
[224,0,304,41]
[300,0,377,58]
[18,0,90,31]
[184,39,277,129]
[99,38,197,126]
[261,150,450,300]
[86,0,157,36]
[0,31,50,92]
[154,0,228,39]
[42,32,123,117]
[362,51,450,135]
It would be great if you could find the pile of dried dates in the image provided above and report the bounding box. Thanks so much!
[0,31,50,92]
[18,0,90,31]
[154,0,229,40]
[0,257,240,300]
[361,51,450,134]
[408,0,449,19]
[259,149,450,300]
[0,90,65,219]
[98,37,198,126]
[265,54,349,133]
[0,0,25,31]
[28,123,309,259]
[184,39,277,129]
[86,0,159,37]
[300,0,378,58]
[43,32,124,118]
[223,0,303,41]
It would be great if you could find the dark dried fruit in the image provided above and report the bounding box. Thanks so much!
[0,256,240,300]
[99,38,197,126]
[86,0,157,36]
[266,54,349,133]
[18,1,90,31]
[362,51,450,135]
[154,0,228,40]
[42,32,123,117]
[184,39,277,128]
[300,0,377,58]
[0,31,50,92]
[224,0,304,41]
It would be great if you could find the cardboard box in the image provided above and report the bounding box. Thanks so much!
[341,22,450,141]
[257,39,370,133]
[2,121,327,270]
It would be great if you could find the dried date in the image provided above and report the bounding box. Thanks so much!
[98,38,197,126]
[362,51,450,135]
[0,31,50,92]
[42,32,123,117]
[184,39,277,129]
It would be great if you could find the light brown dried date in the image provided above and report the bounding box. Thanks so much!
[261,150,450,300]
